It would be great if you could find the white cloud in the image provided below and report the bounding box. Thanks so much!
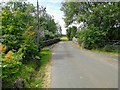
[46,8,66,34]
[37,0,66,34]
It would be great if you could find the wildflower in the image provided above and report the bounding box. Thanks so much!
[30,32,35,36]
[0,44,2,53]
[0,44,6,53]
[2,45,6,52]
[27,31,35,36]
[4,50,12,62]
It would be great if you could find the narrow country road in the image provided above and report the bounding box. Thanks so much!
[51,41,118,88]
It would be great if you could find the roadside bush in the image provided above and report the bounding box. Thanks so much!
[2,8,26,52]
[1,1,60,88]
[21,39,39,62]
[103,45,112,52]
[77,26,106,49]
[20,26,40,62]
[103,44,120,52]
[76,29,86,45]
[44,30,55,40]
[1,50,23,88]
[2,35,24,52]
[66,26,77,41]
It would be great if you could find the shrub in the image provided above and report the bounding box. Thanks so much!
[103,44,120,52]
[66,26,77,41]
[21,39,39,62]
[77,26,106,49]
[103,45,112,52]
[21,26,40,62]
[1,50,23,88]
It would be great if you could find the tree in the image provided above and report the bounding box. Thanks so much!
[1,1,60,59]
[61,1,120,49]
[66,26,77,40]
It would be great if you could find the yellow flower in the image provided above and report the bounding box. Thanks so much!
[0,44,6,53]
[4,50,12,62]
[27,31,35,36]
[30,32,35,36]
[2,45,6,52]
[0,44,2,53]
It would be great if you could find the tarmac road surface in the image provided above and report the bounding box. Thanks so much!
[51,41,118,88]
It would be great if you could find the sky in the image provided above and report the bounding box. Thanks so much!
[31,0,66,34]
[25,0,102,33]
[1,0,66,34]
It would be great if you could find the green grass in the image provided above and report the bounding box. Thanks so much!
[24,48,52,88]
[60,36,68,41]
[3,48,52,88]
[91,49,120,56]
[40,48,52,65]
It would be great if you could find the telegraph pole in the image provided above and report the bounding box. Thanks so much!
[37,0,40,45]
[37,0,42,52]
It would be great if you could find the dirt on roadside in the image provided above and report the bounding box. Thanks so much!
[42,61,51,88]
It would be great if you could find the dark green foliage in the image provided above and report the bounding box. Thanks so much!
[76,26,106,49]
[1,52,23,88]
[2,1,60,59]
[103,44,120,52]
[39,16,58,40]
[66,26,77,40]
[61,2,120,50]
[21,39,39,61]
[43,38,60,47]
[1,1,60,88]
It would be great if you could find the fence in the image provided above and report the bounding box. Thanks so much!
[43,38,60,47]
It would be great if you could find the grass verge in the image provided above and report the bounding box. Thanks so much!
[60,36,68,41]
[24,48,52,88]
[72,41,119,56]
[91,49,120,56]
[2,46,52,88]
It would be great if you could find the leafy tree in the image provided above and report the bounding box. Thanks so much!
[1,1,61,88]
[76,26,106,49]
[66,26,77,40]
[1,1,60,59]
[61,1,120,49]
[2,2,36,51]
